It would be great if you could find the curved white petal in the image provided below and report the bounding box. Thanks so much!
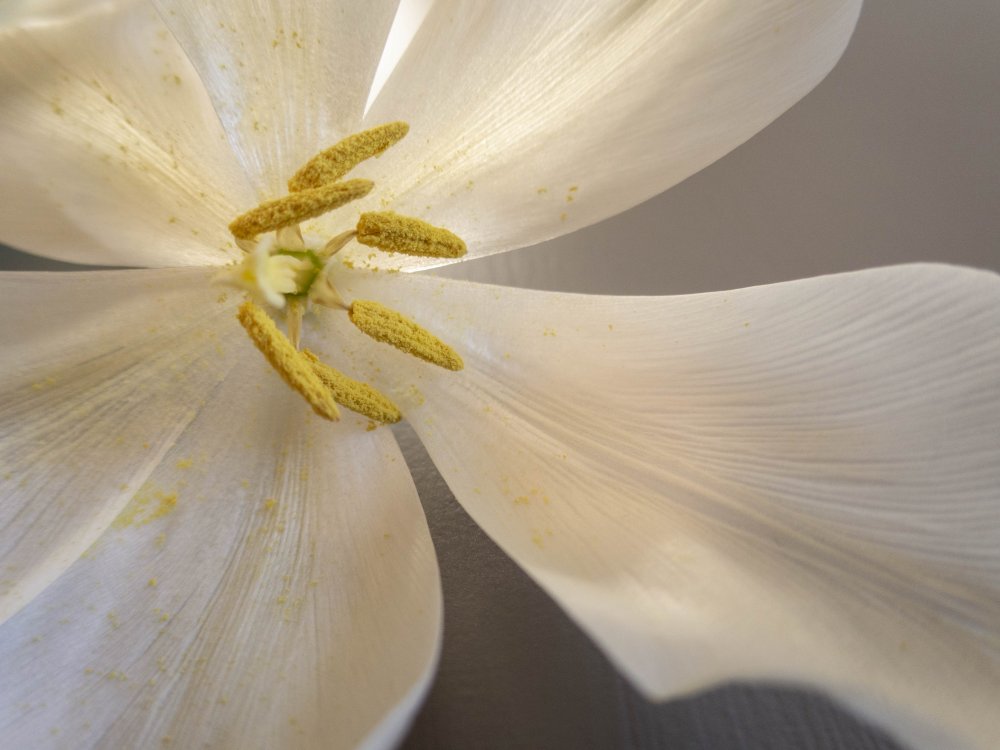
[0,268,234,623]
[152,0,402,197]
[0,0,102,28]
[0,0,252,267]
[324,265,1000,750]
[0,351,442,749]
[348,0,863,271]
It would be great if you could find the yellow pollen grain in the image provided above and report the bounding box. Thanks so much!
[349,300,463,371]
[356,212,466,258]
[288,121,409,191]
[236,301,340,421]
[228,179,373,239]
[302,350,402,424]
[113,488,178,529]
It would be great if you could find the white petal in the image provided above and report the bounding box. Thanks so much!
[152,0,402,197]
[0,0,97,27]
[0,1,252,267]
[349,0,861,272]
[0,353,442,749]
[0,268,235,623]
[326,265,1000,750]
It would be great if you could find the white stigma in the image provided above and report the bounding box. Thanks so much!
[215,235,319,310]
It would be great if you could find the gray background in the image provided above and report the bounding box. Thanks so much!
[2,0,998,748]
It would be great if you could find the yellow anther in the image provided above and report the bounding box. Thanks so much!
[237,301,340,421]
[288,122,410,192]
[229,179,373,240]
[301,350,402,424]
[356,211,467,259]
[349,300,464,371]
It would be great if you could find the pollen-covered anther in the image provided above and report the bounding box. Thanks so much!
[349,300,464,371]
[237,301,340,421]
[229,179,373,240]
[288,121,409,192]
[356,211,466,259]
[302,350,402,424]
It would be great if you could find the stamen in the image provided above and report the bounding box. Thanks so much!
[229,179,373,240]
[237,301,340,421]
[356,211,467,258]
[349,300,464,371]
[302,350,402,424]
[288,122,409,192]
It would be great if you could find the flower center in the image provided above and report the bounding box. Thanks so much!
[215,121,466,426]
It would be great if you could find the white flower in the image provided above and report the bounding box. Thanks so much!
[0,2,997,750]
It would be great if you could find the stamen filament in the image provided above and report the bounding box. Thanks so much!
[237,301,340,421]
[229,179,373,240]
[302,350,402,424]
[308,275,348,310]
[276,224,305,250]
[319,229,357,259]
[288,122,409,192]
[349,300,464,371]
[235,237,258,254]
[286,299,304,349]
[356,211,467,258]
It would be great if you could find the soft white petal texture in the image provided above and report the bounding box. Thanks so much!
[0,1,252,267]
[348,0,863,271]
[0,0,106,28]
[0,341,442,749]
[0,268,233,623]
[323,264,1000,750]
[152,0,402,198]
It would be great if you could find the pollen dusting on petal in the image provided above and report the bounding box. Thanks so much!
[237,301,340,420]
[288,121,409,191]
[356,211,466,258]
[229,179,373,240]
[301,350,402,424]
[349,300,463,371]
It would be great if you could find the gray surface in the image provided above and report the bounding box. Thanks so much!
[2,0,998,748]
